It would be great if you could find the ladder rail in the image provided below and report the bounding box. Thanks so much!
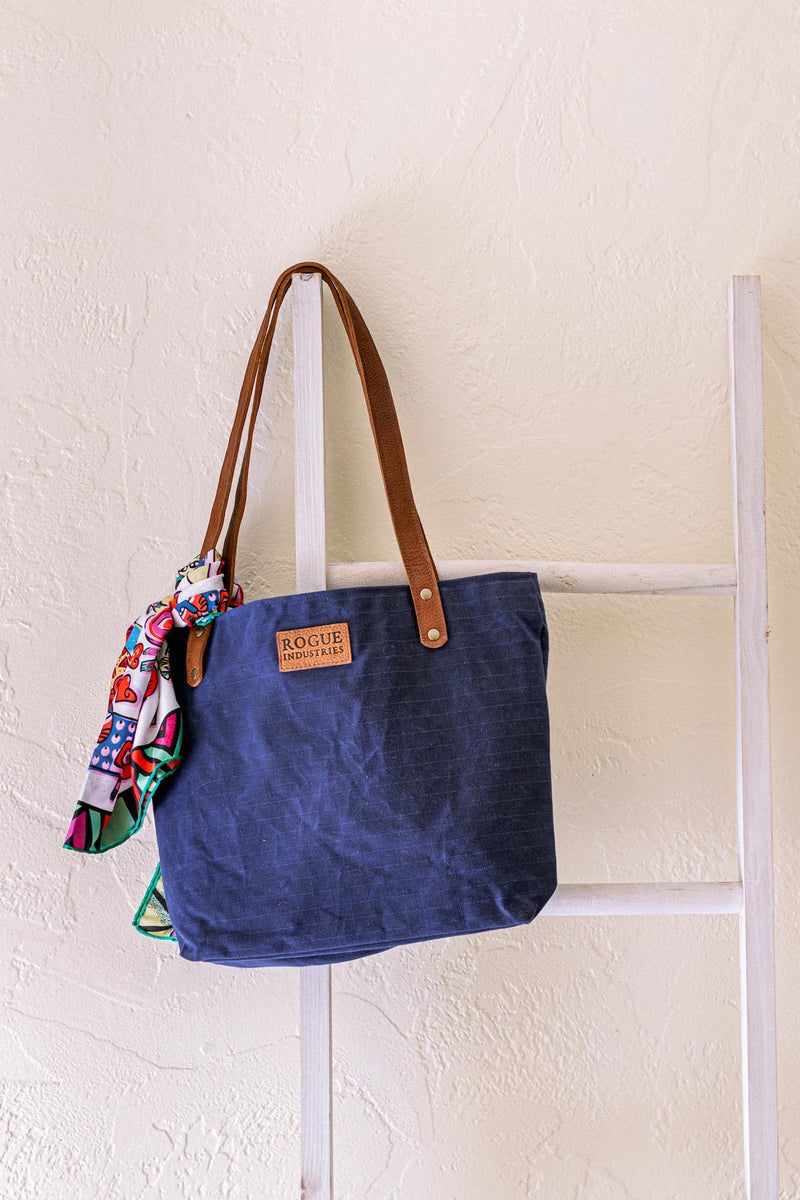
[729,276,779,1199]
[294,273,333,1200]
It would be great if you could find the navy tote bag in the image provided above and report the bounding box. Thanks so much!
[153,262,557,967]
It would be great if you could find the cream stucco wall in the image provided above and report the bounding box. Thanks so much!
[2,3,798,1197]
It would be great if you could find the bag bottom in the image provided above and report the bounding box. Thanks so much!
[174,886,557,968]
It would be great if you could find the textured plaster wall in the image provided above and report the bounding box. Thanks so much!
[2,2,799,1197]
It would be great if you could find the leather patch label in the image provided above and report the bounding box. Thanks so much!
[276,622,352,672]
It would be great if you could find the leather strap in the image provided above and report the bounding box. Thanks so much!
[187,262,448,687]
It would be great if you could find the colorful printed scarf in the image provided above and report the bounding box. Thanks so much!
[63,550,243,941]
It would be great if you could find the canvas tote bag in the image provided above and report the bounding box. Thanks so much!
[152,261,557,967]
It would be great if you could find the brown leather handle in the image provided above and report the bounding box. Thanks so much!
[187,262,448,687]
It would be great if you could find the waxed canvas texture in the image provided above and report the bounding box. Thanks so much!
[152,570,556,967]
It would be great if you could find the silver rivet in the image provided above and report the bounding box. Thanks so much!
[194,627,204,638]
[190,668,198,681]
[427,628,440,641]
[419,587,432,601]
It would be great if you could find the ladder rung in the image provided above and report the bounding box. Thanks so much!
[327,561,737,595]
[541,882,742,916]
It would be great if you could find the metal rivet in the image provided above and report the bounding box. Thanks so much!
[190,668,198,681]
[420,587,433,601]
[427,628,440,641]
[194,627,204,638]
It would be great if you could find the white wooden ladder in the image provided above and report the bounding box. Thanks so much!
[290,273,778,1199]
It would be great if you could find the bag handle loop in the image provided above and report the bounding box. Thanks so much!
[187,262,448,687]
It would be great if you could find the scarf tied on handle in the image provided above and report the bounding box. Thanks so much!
[62,550,243,940]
